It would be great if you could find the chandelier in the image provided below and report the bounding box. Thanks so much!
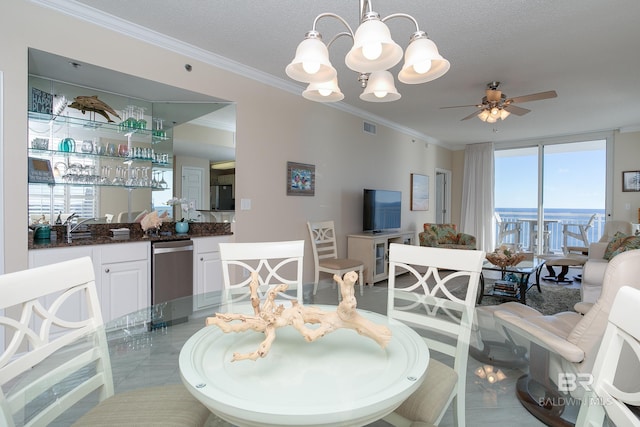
[285,0,450,103]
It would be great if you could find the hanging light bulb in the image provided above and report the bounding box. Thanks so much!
[345,12,402,72]
[398,33,450,84]
[285,32,337,83]
[302,78,344,102]
[360,71,401,102]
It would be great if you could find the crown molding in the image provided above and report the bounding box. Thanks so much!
[30,0,444,147]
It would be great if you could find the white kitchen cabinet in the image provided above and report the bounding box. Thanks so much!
[29,241,150,323]
[192,235,231,312]
[28,246,98,326]
[100,259,149,321]
[99,242,150,323]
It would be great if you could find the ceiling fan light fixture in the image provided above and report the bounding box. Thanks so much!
[285,33,337,83]
[360,71,401,102]
[486,115,498,123]
[398,35,450,84]
[302,78,344,102]
[477,109,491,122]
[499,109,510,120]
[345,14,403,72]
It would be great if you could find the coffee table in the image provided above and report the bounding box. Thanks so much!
[478,257,546,305]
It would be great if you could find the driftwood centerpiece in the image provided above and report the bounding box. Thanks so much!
[205,271,392,362]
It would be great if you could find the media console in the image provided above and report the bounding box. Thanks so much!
[347,230,415,285]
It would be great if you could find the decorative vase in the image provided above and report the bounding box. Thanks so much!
[175,221,189,234]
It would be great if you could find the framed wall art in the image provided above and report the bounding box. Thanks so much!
[410,173,429,211]
[287,161,315,196]
[622,170,640,192]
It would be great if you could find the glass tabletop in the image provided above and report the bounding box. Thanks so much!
[482,256,545,274]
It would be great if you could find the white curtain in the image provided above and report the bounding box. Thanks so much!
[460,142,495,253]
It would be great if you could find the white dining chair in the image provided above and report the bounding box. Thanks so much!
[576,285,640,427]
[384,243,485,427]
[0,257,211,427]
[307,220,364,296]
[219,240,305,307]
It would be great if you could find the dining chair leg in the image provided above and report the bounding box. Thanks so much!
[313,270,320,295]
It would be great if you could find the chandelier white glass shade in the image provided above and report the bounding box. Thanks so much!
[302,78,344,102]
[360,71,401,102]
[285,1,449,103]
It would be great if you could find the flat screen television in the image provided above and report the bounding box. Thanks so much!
[363,189,401,233]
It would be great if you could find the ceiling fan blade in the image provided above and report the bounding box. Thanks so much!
[440,104,480,109]
[508,90,557,104]
[461,110,482,121]
[504,104,531,116]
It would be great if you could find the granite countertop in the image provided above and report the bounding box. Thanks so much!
[29,222,232,250]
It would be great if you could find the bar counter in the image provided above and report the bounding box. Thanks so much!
[28,221,233,250]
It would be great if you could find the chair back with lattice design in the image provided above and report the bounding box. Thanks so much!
[0,257,112,427]
[387,243,485,427]
[219,240,305,307]
[576,285,640,427]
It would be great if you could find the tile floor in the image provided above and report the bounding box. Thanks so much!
[53,270,586,426]
[103,274,564,427]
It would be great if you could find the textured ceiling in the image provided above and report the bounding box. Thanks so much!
[42,0,640,148]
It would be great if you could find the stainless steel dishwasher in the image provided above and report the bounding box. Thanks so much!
[151,239,193,327]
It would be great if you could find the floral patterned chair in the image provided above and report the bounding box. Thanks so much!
[419,223,477,250]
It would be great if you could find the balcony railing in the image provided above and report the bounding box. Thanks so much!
[495,209,605,254]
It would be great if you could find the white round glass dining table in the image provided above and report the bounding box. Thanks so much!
[178,302,430,427]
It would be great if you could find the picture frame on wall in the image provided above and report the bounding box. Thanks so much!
[410,173,429,211]
[287,161,315,196]
[622,170,640,192]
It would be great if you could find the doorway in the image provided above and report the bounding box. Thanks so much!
[181,166,205,220]
[435,169,451,224]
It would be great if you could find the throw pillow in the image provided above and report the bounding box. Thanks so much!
[604,231,629,260]
[608,235,640,260]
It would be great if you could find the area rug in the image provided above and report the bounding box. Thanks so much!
[479,282,581,315]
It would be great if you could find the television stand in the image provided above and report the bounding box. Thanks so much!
[347,231,415,285]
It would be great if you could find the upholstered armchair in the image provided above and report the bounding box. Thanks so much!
[493,249,640,426]
[419,223,476,250]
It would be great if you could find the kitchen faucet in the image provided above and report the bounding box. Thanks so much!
[65,215,99,243]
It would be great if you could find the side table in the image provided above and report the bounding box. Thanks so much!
[478,257,546,305]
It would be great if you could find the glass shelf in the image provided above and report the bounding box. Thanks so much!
[28,148,171,168]
[30,180,165,190]
[28,111,164,137]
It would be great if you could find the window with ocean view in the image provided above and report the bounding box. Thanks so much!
[495,140,606,254]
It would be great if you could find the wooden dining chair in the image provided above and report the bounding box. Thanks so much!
[307,220,364,296]
[0,257,210,427]
[575,285,640,427]
[219,240,305,307]
[384,244,485,427]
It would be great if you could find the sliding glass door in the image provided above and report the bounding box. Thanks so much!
[495,139,607,254]
[495,147,538,251]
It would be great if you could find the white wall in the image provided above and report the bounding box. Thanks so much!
[612,130,640,223]
[0,3,447,279]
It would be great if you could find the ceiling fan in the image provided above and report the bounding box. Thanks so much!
[441,82,557,122]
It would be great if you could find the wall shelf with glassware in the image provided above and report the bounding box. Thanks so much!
[28,148,161,190]
[28,111,158,138]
